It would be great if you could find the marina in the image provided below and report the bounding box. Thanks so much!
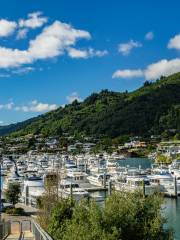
[1,155,180,238]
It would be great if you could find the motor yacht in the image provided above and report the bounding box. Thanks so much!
[87,173,111,187]
[59,180,89,201]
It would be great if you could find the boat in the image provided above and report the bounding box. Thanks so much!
[114,175,158,195]
[21,176,45,207]
[3,172,23,191]
[59,180,89,201]
[87,173,111,187]
[66,170,88,183]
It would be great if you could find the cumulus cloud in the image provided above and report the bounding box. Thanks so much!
[118,40,142,55]
[15,100,58,112]
[19,12,48,29]
[0,100,58,113]
[0,19,17,37]
[0,20,91,68]
[145,31,154,40]
[67,47,108,58]
[144,58,180,80]
[28,21,91,60]
[16,28,28,39]
[66,92,82,103]
[112,69,143,79]
[0,47,30,68]
[0,102,14,110]
[168,34,180,50]
[113,58,180,80]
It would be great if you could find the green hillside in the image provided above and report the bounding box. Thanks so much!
[0,73,180,138]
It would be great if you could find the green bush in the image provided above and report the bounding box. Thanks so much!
[5,207,25,216]
[47,191,173,240]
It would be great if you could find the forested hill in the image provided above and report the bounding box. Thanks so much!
[0,73,180,138]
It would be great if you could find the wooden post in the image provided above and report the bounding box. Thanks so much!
[103,173,106,188]
[25,185,29,206]
[108,180,112,196]
[174,177,177,198]
[142,180,145,197]
[70,183,73,199]
[75,157,77,167]
[85,162,88,173]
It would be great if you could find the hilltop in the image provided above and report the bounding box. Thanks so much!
[0,73,180,138]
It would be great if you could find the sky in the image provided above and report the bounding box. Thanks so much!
[0,0,180,125]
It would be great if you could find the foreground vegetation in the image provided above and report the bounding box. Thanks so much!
[0,73,179,139]
[5,182,21,205]
[38,191,173,240]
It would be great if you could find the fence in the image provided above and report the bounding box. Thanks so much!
[0,220,10,240]
[31,220,53,240]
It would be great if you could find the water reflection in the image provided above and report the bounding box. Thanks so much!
[164,198,180,240]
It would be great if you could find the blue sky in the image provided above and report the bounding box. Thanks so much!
[0,0,180,125]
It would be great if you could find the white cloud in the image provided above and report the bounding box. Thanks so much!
[168,34,180,50]
[19,12,48,29]
[68,48,88,58]
[118,40,142,55]
[17,101,57,112]
[28,21,91,60]
[0,100,58,113]
[15,100,58,112]
[112,69,143,79]
[113,58,180,80]
[0,47,30,68]
[16,28,28,39]
[66,92,82,103]
[144,58,180,80]
[0,121,4,125]
[67,47,108,58]
[12,66,34,75]
[0,20,91,68]
[145,31,154,40]
[0,102,14,110]
[0,19,17,37]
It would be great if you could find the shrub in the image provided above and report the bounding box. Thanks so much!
[5,207,25,216]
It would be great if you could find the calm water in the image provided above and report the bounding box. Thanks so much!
[119,158,180,240]
[118,157,152,169]
[163,197,180,239]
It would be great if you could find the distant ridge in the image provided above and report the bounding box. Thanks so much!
[0,72,180,138]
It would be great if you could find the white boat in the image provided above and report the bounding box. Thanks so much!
[89,164,107,174]
[59,180,89,201]
[66,170,88,183]
[3,172,23,191]
[148,168,175,195]
[21,176,45,207]
[2,159,14,170]
[114,176,158,195]
[106,161,118,174]
[87,173,111,187]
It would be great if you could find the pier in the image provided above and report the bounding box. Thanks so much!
[0,218,53,240]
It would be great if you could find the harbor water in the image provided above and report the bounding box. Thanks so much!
[118,158,180,240]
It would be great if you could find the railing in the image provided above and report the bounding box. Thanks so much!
[0,220,11,240]
[31,220,53,240]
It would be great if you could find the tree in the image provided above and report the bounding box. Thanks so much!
[37,173,59,230]
[47,191,173,240]
[156,154,172,164]
[5,182,21,205]
[143,81,152,87]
